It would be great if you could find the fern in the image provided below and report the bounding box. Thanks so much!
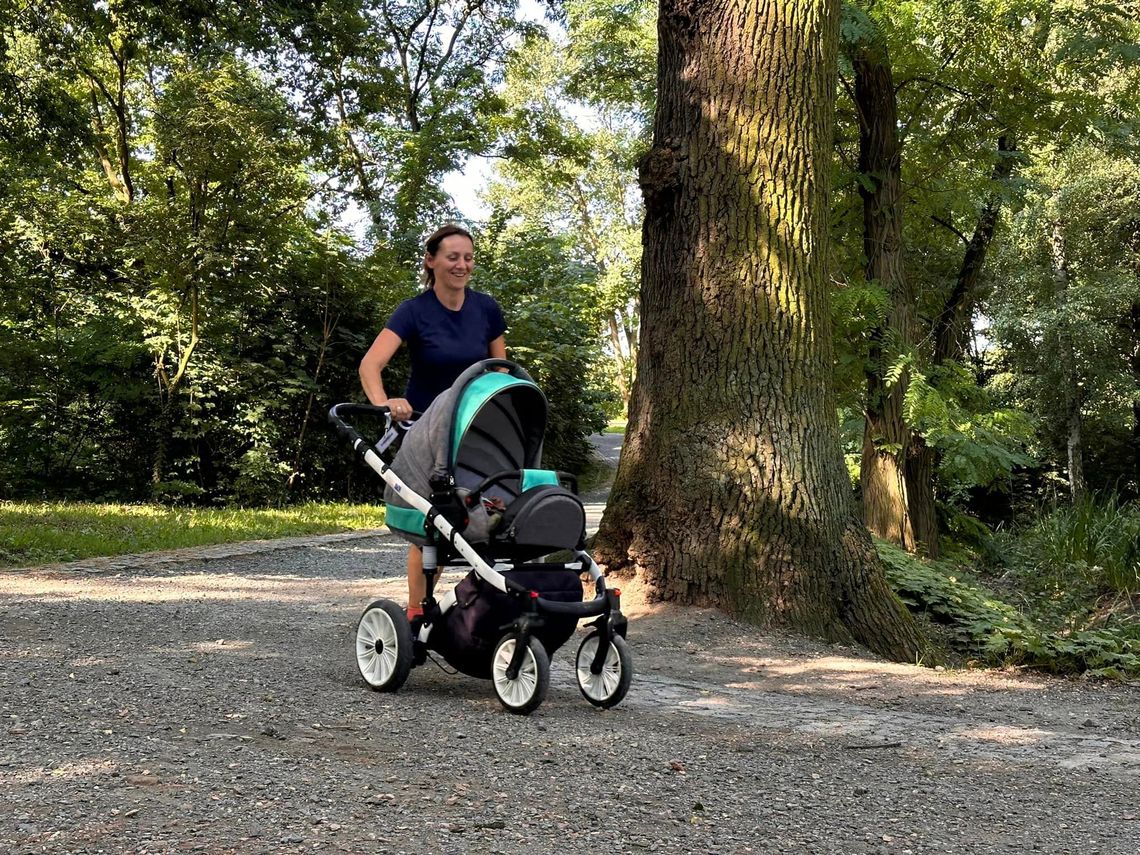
[877,539,1140,678]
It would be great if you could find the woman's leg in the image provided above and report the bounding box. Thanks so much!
[406,546,425,619]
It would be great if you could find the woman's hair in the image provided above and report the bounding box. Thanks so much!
[422,223,474,288]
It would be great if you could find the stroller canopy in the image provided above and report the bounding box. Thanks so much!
[384,361,551,542]
[450,371,546,489]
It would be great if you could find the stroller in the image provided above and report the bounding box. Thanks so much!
[329,359,631,714]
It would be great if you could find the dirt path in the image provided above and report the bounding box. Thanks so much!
[3,532,1140,855]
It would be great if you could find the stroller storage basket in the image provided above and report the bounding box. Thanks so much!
[430,567,583,678]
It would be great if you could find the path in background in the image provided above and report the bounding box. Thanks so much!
[583,432,623,534]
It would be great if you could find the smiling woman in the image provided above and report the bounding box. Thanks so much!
[357,223,509,620]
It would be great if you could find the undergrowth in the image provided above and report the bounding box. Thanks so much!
[878,539,1140,679]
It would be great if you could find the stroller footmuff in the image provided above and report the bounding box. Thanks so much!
[330,359,632,714]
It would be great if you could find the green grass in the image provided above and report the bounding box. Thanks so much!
[603,419,627,434]
[1000,496,1140,597]
[0,501,385,569]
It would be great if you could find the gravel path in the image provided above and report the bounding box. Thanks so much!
[4,530,1140,854]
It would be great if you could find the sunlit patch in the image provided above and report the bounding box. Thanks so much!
[954,726,1049,745]
[759,656,927,677]
[679,694,735,709]
[67,656,111,667]
[0,757,116,786]
[188,639,254,653]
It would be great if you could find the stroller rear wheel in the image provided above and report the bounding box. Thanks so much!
[575,631,632,708]
[491,635,550,715]
[355,599,413,692]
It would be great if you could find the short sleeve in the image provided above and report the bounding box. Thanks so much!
[384,298,417,343]
[486,296,507,341]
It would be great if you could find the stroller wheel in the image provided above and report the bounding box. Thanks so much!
[355,600,413,692]
[575,631,632,708]
[491,635,550,715]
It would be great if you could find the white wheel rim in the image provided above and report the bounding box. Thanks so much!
[577,636,622,701]
[493,639,539,709]
[356,608,399,686]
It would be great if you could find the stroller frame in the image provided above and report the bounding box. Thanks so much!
[330,359,631,714]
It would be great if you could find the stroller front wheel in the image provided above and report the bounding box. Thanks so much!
[355,599,413,692]
[575,631,632,708]
[491,635,550,715]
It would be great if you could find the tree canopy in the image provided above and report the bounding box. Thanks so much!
[2,0,1139,652]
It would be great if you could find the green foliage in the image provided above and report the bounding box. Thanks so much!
[900,361,1037,495]
[0,13,391,504]
[485,18,647,413]
[988,141,1140,496]
[1000,496,1140,597]
[560,0,656,120]
[476,225,613,472]
[0,500,384,568]
[272,0,538,256]
[832,0,1140,530]
[878,539,1140,677]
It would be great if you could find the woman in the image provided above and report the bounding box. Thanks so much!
[359,224,507,621]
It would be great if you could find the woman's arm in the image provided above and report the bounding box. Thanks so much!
[359,328,404,406]
[489,335,506,360]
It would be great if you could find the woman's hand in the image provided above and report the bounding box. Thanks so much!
[385,397,414,421]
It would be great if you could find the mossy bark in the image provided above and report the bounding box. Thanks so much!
[851,38,938,558]
[594,0,920,662]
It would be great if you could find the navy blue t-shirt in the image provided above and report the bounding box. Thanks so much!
[385,288,507,412]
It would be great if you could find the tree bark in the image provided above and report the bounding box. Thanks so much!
[932,137,1016,365]
[1133,299,1140,491]
[1049,219,1085,502]
[593,0,919,661]
[850,36,937,556]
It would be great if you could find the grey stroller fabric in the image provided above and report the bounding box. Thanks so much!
[383,370,548,545]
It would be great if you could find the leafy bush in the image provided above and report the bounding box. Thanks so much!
[878,540,1140,678]
[1001,496,1140,597]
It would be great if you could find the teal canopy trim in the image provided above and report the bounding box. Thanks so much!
[520,469,560,492]
[385,505,426,536]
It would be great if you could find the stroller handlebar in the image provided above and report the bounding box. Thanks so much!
[328,402,421,455]
[453,358,534,389]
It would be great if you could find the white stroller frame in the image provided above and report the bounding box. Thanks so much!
[329,359,632,714]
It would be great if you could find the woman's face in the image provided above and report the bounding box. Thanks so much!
[426,235,474,291]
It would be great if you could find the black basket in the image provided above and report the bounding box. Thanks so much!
[429,568,583,678]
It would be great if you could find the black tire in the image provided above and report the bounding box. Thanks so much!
[575,631,632,708]
[491,634,550,715]
[355,599,413,692]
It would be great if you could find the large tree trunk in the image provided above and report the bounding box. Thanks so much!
[851,36,938,556]
[594,0,919,661]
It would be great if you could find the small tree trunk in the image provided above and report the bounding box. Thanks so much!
[850,35,937,556]
[594,0,919,661]
[1049,219,1085,503]
[1132,299,1140,490]
[1067,406,1086,503]
[608,315,631,408]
